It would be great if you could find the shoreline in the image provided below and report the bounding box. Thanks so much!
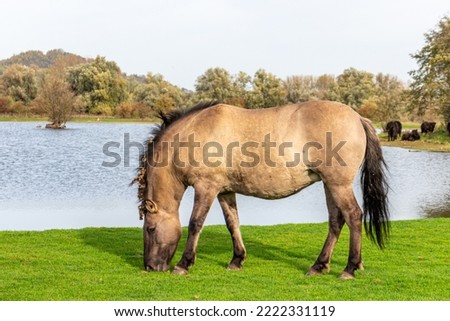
[0,115,158,124]
[380,139,450,152]
[2,116,449,152]
[378,131,450,153]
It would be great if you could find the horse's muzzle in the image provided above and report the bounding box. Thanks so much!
[145,262,169,272]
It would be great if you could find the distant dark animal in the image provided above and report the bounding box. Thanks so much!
[421,121,436,134]
[447,122,450,136]
[402,129,421,141]
[386,120,402,141]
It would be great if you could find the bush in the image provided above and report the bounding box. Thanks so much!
[90,103,113,116]
[28,97,46,115]
[115,102,133,118]
[132,102,151,119]
[115,101,150,119]
[0,96,12,113]
[9,101,27,114]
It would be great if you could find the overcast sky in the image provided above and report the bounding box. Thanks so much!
[1,0,449,89]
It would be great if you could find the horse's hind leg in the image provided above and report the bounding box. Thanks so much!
[310,184,363,279]
[307,183,345,276]
[218,193,246,270]
[320,183,364,279]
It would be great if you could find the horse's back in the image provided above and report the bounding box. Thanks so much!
[197,101,367,169]
[186,101,363,139]
[167,101,367,197]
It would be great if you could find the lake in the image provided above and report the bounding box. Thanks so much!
[1,122,449,231]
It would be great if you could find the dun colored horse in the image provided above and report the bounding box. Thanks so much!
[133,101,390,279]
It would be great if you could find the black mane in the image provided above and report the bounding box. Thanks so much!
[132,101,219,219]
[149,100,219,162]
[158,100,219,131]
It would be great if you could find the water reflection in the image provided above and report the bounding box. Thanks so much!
[423,199,450,218]
[382,147,450,220]
[0,122,448,231]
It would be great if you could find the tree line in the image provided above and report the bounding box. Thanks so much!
[0,16,448,127]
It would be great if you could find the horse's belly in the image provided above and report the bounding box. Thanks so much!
[230,168,321,200]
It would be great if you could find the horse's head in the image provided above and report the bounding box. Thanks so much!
[143,199,181,272]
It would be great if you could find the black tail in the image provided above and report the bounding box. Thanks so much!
[360,118,390,248]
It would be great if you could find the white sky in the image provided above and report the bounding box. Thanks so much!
[1,0,449,89]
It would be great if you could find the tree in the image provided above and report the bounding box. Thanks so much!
[358,97,382,121]
[0,64,38,104]
[333,68,375,109]
[37,60,80,128]
[39,74,78,128]
[249,69,286,108]
[66,56,127,114]
[195,67,235,102]
[133,73,185,113]
[284,75,318,103]
[316,74,338,101]
[230,71,252,107]
[409,16,450,120]
[374,73,406,121]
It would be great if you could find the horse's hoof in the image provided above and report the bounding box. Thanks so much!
[306,268,322,276]
[339,271,355,279]
[227,263,243,271]
[172,266,188,275]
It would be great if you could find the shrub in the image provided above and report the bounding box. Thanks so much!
[90,103,113,116]
[0,96,12,113]
[115,101,150,119]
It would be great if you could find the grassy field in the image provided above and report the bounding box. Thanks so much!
[0,219,449,301]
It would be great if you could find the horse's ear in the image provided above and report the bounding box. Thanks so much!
[145,200,158,214]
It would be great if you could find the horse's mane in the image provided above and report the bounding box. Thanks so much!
[132,101,219,219]
[158,101,219,131]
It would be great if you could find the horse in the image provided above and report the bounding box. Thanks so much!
[133,101,390,279]
[420,121,436,134]
[401,129,420,141]
[386,120,402,141]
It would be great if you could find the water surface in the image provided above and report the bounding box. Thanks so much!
[0,122,448,231]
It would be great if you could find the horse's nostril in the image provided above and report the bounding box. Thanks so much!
[145,262,168,272]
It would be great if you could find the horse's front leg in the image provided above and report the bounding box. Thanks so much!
[218,192,246,270]
[173,186,217,275]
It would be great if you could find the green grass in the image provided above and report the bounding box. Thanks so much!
[421,129,450,144]
[0,115,48,122]
[379,129,450,152]
[0,219,449,301]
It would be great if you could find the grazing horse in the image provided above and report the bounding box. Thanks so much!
[421,121,436,134]
[386,120,402,141]
[133,101,390,279]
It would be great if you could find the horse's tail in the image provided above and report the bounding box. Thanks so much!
[360,117,390,248]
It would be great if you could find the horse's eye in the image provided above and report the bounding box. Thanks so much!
[146,226,156,233]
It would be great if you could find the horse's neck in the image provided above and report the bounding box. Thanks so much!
[150,167,185,212]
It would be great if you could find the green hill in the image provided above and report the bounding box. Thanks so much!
[0,49,87,69]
